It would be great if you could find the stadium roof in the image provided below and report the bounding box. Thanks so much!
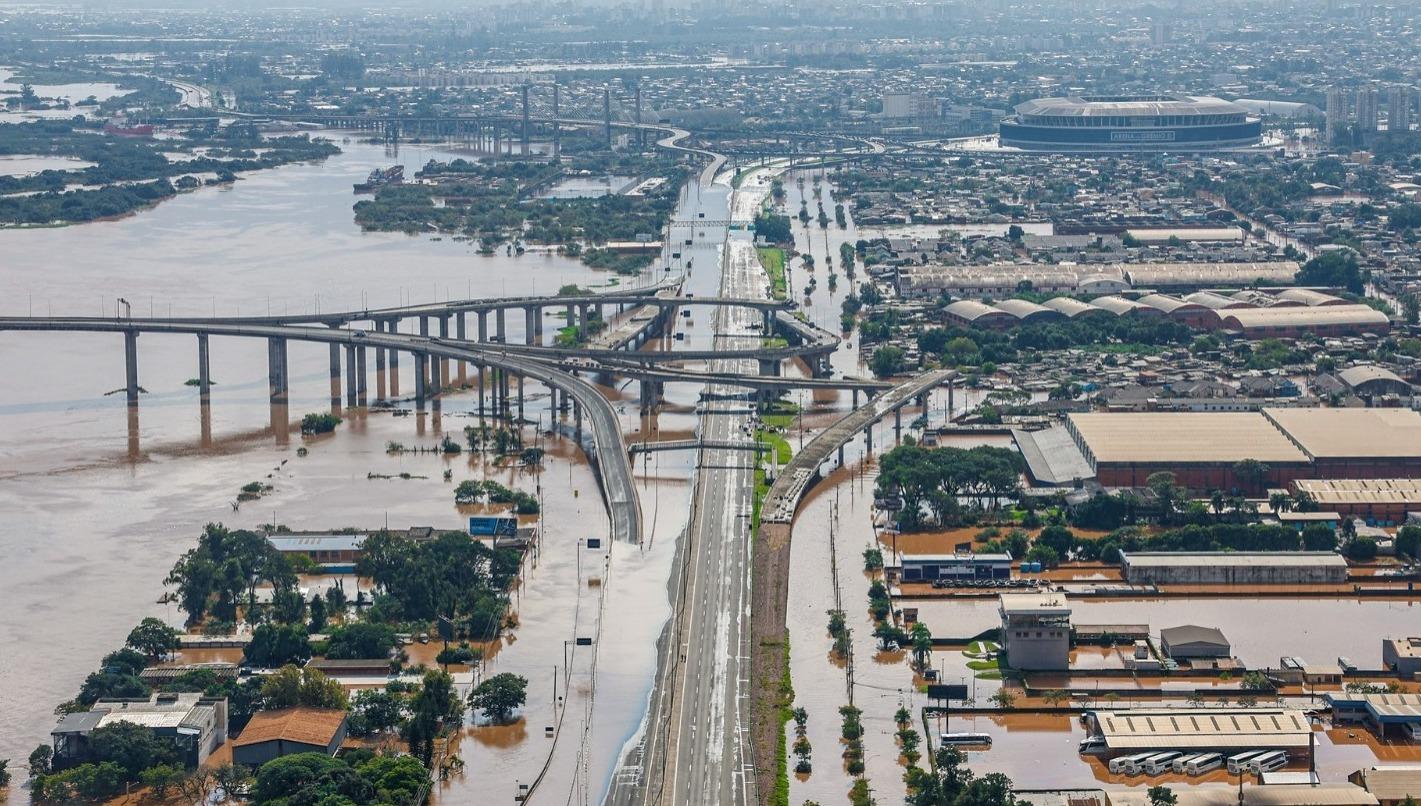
[1068,412,1310,464]
[1014,94,1248,118]
[1092,708,1312,750]
[1262,408,1421,459]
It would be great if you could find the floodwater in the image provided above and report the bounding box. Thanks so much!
[539,174,637,198]
[0,67,127,115]
[0,155,97,176]
[906,597,1421,669]
[0,131,679,802]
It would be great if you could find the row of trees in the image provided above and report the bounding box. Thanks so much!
[357,531,521,640]
[876,445,1025,531]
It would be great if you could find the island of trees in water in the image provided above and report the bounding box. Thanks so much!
[352,150,689,274]
[0,119,339,225]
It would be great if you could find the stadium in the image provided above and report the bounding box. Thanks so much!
[998,94,1263,151]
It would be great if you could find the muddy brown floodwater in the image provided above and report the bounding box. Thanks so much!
[0,133,678,802]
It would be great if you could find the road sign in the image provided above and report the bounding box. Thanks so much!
[927,684,969,701]
[586,537,602,549]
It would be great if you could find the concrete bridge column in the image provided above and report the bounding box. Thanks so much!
[496,309,506,343]
[894,407,902,443]
[477,365,486,420]
[456,314,467,385]
[124,330,139,407]
[516,375,524,422]
[329,343,342,408]
[763,310,773,333]
[268,337,288,404]
[477,311,488,343]
[758,358,781,377]
[947,380,955,421]
[577,304,588,337]
[525,307,536,345]
[639,380,653,413]
[852,389,860,408]
[565,304,575,331]
[413,354,427,411]
[356,346,368,406]
[345,344,358,406]
[838,445,845,465]
[865,421,874,455]
[196,334,211,406]
[438,315,450,388]
[550,386,558,420]
[501,370,511,418]
[387,321,400,397]
[430,353,442,413]
[573,398,582,442]
[533,306,543,342]
[374,324,387,401]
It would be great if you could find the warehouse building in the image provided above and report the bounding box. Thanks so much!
[1326,693,1421,738]
[1121,261,1298,289]
[232,708,349,766]
[944,299,1017,329]
[1219,305,1391,337]
[1063,409,1421,492]
[1084,707,1312,754]
[897,551,1013,582]
[1160,625,1233,659]
[1335,366,1412,398]
[1120,552,1349,585]
[1136,293,1220,327]
[1290,479,1421,524]
[1348,766,1421,806]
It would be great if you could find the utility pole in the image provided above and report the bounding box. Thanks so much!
[603,85,612,149]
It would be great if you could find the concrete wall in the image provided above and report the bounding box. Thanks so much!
[1122,560,1347,585]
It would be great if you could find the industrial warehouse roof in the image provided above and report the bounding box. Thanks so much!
[1262,408,1421,459]
[1089,295,1155,315]
[944,299,1013,322]
[1275,288,1346,307]
[1068,412,1310,464]
[267,534,368,553]
[1349,766,1421,803]
[1353,693,1421,719]
[1121,552,1347,569]
[1013,94,1248,118]
[1336,365,1408,389]
[993,298,1061,320]
[1120,261,1297,286]
[1292,478,1421,506]
[1041,297,1108,318]
[1092,708,1312,750]
[1137,293,1213,316]
[1160,625,1230,647]
[1184,291,1253,310]
[998,593,1071,615]
[1220,305,1391,332]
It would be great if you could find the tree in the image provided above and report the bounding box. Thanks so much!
[469,672,528,724]
[1396,525,1421,560]
[251,753,348,803]
[989,690,1016,709]
[1347,536,1379,561]
[307,593,328,634]
[260,665,349,710]
[88,721,178,780]
[243,623,311,668]
[350,689,407,736]
[125,617,179,662]
[214,762,252,801]
[1036,525,1074,557]
[140,764,184,798]
[910,622,933,670]
[1148,785,1178,806]
[1301,524,1337,552]
[323,622,396,660]
[405,670,465,767]
[28,744,52,777]
[871,345,907,378]
[0,759,8,788]
[1232,458,1270,493]
[1296,251,1364,294]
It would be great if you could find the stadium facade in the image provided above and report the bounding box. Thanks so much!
[999,95,1263,151]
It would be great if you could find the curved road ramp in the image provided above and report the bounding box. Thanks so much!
[749,368,954,802]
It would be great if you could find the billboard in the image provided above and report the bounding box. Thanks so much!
[469,515,518,537]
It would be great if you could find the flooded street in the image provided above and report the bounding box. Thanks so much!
[0,132,674,801]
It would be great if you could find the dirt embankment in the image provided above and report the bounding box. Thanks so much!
[750,521,793,805]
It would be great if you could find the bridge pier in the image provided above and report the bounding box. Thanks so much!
[345,344,358,406]
[894,407,902,443]
[456,314,467,385]
[477,365,486,421]
[865,421,873,455]
[947,380,955,421]
[357,346,368,407]
[478,311,488,343]
[574,398,583,442]
[430,353,442,414]
[763,310,773,333]
[525,306,537,345]
[267,337,288,404]
[124,330,139,407]
[388,321,400,396]
[838,444,845,465]
[438,315,450,390]
[375,325,387,401]
[516,375,524,422]
[413,354,427,411]
[496,309,506,343]
[758,358,781,377]
[196,334,211,405]
[534,306,543,342]
[330,343,342,408]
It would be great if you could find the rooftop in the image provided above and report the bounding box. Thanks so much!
[1014,94,1248,118]
[1263,408,1421,459]
[1160,624,1230,647]
[1293,478,1421,506]
[1093,707,1312,749]
[1068,412,1310,464]
[233,708,348,749]
[1107,783,1377,806]
[999,593,1071,616]
[267,534,368,553]
[1121,552,1347,568]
